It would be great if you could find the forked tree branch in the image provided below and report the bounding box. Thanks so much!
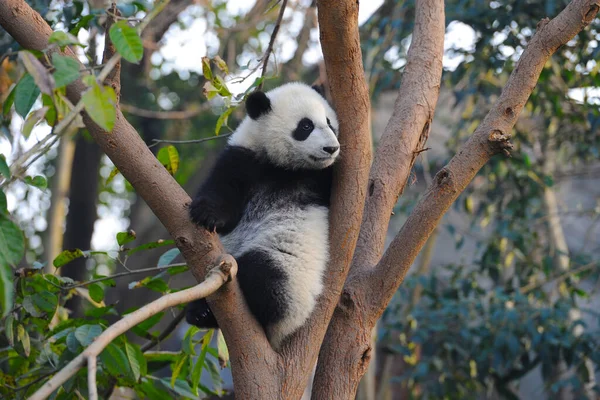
[352,0,445,271]
[366,0,600,316]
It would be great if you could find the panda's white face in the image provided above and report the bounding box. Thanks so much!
[228,82,340,170]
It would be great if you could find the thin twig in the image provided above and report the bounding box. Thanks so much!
[520,262,598,294]
[149,133,231,148]
[64,262,187,289]
[141,309,186,352]
[11,371,55,393]
[257,0,288,90]
[28,261,235,400]
[121,103,210,120]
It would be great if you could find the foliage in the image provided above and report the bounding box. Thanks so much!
[0,231,226,399]
[384,268,600,399]
[0,3,231,398]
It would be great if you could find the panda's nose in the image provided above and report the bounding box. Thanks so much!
[323,146,339,155]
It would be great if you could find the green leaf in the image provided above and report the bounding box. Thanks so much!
[82,82,117,131]
[21,107,49,139]
[70,15,95,37]
[24,175,48,189]
[201,57,213,80]
[157,145,179,175]
[117,230,137,246]
[2,84,16,116]
[48,31,82,47]
[109,21,144,63]
[88,283,104,303]
[52,54,81,88]
[182,326,200,355]
[213,76,232,97]
[19,51,55,94]
[106,166,120,185]
[217,329,229,368]
[170,353,188,388]
[33,290,58,314]
[66,331,81,352]
[167,264,188,275]
[191,329,214,393]
[17,324,30,357]
[137,378,171,400]
[0,215,25,266]
[213,55,229,74]
[0,154,10,179]
[23,295,43,317]
[100,342,134,382]
[0,190,6,215]
[74,324,102,346]
[0,263,14,318]
[53,248,86,268]
[129,274,170,293]
[161,378,198,399]
[127,239,174,256]
[5,313,15,346]
[14,74,40,118]
[215,107,234,135]
[157,248,180,267]
[204,358,223,393]
[125,342,146,382]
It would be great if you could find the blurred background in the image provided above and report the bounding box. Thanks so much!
[0,0,599,399]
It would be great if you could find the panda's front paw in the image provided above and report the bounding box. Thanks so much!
[189,197,227,232]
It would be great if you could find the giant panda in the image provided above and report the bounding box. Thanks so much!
[185,82,340,350]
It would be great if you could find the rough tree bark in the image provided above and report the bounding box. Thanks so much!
[1,0,598,399]
[313,0,599,398]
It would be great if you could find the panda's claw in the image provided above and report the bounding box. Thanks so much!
[189,198,228,233]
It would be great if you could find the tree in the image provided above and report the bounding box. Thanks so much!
[0,0,598,399]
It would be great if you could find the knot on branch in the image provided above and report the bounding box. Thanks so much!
[536,17,550,30]
[338,287,359,315]
[358,345,373,374]
[488,129,514,156]
[585,4,599,23]
[434,168,456,194]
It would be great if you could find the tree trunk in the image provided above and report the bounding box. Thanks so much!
[62,137,102,313]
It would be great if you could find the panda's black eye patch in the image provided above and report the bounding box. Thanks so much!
[326,117,336,133]
[293,118,314,141]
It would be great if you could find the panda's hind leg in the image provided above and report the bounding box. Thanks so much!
[236,250,288,330]
[185,298,219,328]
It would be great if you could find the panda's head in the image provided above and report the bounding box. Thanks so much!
[228,82,340,170]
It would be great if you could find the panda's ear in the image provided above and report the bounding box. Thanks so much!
[246,91,272,120]
[311,84,326,98]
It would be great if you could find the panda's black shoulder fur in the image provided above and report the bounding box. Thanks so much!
[189,145,333,235]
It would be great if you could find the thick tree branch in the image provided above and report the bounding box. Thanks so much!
[29,263,234,400]
[306,0,372,397]
[367,0,600,315]
[353,0,445,271]
[0,1,279,397]
[311,1,444,398]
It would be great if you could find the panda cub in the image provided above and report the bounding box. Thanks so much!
[186,82,340,349]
